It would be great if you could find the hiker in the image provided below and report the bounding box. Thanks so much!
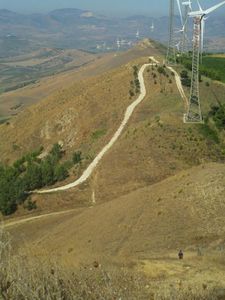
[178,249,184,260]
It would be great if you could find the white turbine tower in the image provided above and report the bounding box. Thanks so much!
[184,0,225,123]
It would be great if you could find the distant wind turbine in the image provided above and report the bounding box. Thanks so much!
[150,21,154,32]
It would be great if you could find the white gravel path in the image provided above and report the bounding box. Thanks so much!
[34,57,159,194]
[34,57,188,194]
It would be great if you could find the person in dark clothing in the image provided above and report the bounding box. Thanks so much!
[178,249,184,259]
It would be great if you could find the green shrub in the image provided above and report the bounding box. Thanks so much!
[157,66,166,76]
[54,164,69,181]
[73,151,82,165]
[208,104,225,130]
[198,124,219,144]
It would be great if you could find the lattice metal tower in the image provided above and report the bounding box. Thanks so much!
[166,0,177,65]
[181,4,190,54]
[184,16,203,123]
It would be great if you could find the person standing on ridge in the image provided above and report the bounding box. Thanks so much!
[178,249,184,259]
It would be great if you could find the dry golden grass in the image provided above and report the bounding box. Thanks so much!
[1,42,225,298]
[1,226,225,300]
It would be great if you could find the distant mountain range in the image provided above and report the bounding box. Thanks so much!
[0,8,224,57]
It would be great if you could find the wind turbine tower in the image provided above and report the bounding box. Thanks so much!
[184,0,225,123]
[166,0,177,65]
[184,16,202,123]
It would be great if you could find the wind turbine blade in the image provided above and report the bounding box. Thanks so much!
[204,1,225,15]
[197,0,203,12]
[176,0,183,25]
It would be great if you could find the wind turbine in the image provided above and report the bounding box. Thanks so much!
[189,0,225,60]
[175,41,181,51]
[136,29,140,39]
[166,0,184,65]
[180,0,192,53]
[184,0,225,123]
[176,0,184,26]
[150,21,154,32]
[116,38,121,50]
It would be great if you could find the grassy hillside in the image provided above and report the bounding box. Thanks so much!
[6,163,225,299]
[1,42,225,215]
[1,42,225,298]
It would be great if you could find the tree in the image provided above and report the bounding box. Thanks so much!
[157,66,166,76]
[41,160,55,186]
[54,165,69,182]
[180,70,188,79]
[0,168,26,215]
[23,163,42,190]
[50,143,63,163]
[73,151,82,165]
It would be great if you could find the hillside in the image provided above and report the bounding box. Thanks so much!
[0,40,161,163]
[0,42,160,120]
[6,163,225,298]
[1,40,225,298]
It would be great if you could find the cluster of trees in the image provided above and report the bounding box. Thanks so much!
[180,70,191,87]
[129,66,140,97]
[208,104,225,130]
[0,144,83,216]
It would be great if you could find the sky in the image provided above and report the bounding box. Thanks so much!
[1,0,225,16]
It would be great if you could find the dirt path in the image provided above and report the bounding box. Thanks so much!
[34,57,159,194]
[166,66,189,109]
[5,57,189,228]
[32,57,187,194]
[4,209,78,228]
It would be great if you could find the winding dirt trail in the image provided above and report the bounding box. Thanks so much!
[33,57,187,194]
[166,66,189,109]
[34,57,159,194]
[4,209,78,228]
[4,57,189,228]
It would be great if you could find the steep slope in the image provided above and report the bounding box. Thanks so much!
[1,42,225,217]
[8,162,225,263]
[0,41,160,164]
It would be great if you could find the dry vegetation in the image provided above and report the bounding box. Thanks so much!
[1,42,225,299]
[1,226,225,299]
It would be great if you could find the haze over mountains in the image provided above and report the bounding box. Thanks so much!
[0,8,225,58]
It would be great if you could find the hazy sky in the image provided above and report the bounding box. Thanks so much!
[1,0,225,16]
